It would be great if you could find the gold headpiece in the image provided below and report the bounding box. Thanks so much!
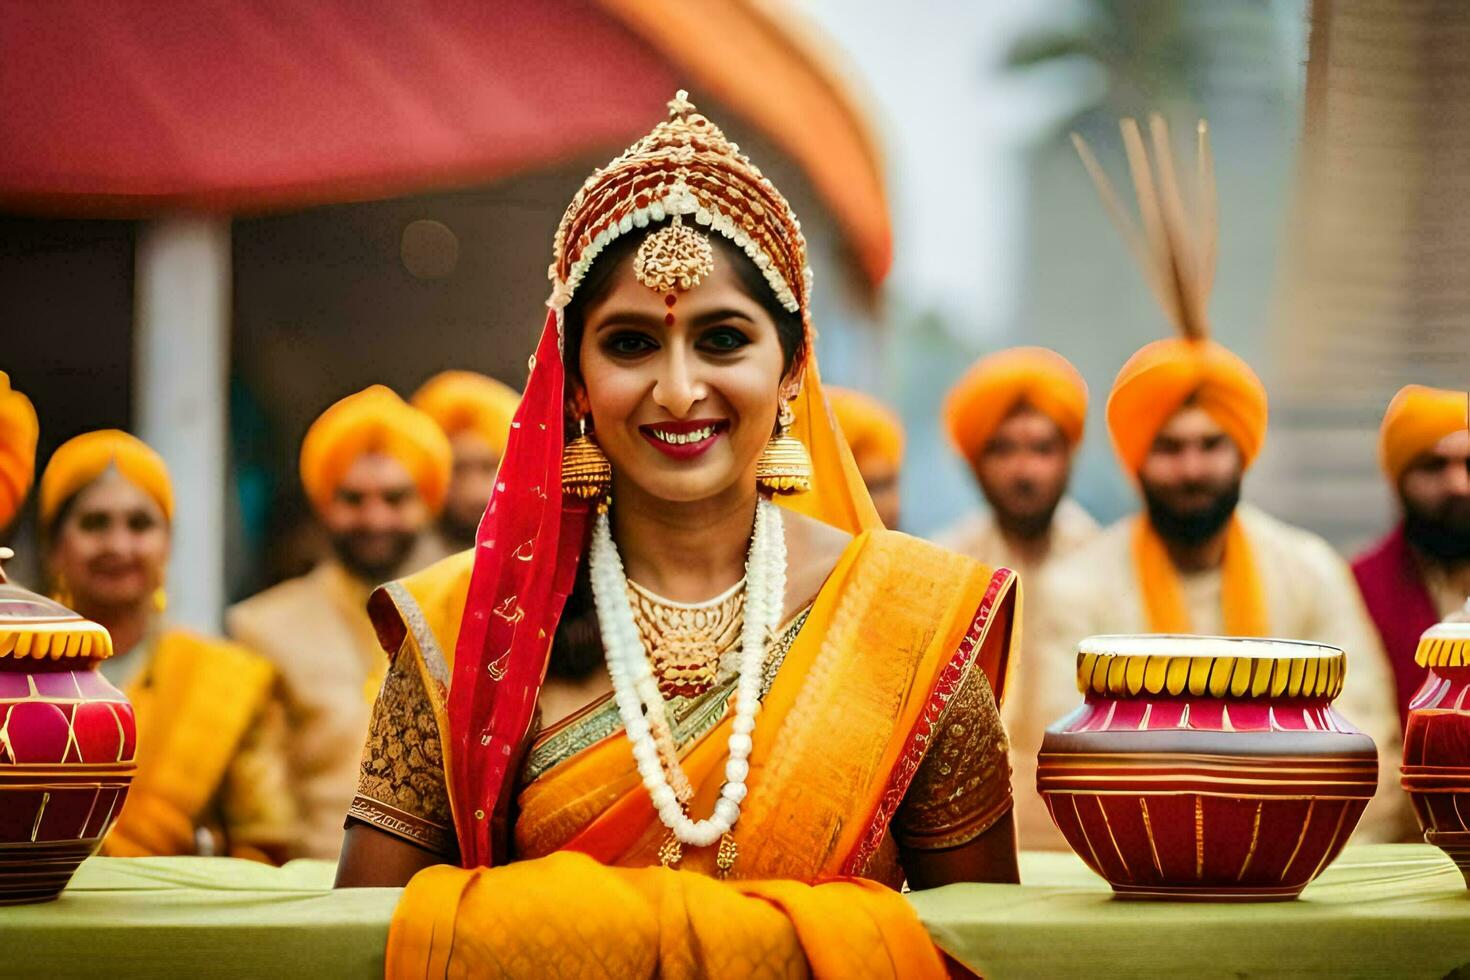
[633,215,715,294]
[548,91,813,341]
[1072,115,1218,341]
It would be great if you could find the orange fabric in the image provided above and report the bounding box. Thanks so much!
[385,851,944,980]
[594,0,891,290]
[410,371,522,456]
[1379,384,1469,481]
[299,385,452,516]
[0,372,38,528]
[103,629,275,858]
[944,347,1088,460]
[1107,339,1268,474]
[781,359,883,535]
[380,534,1010,978]
[1131,515,1269,637]
[827,385,905,468]
[39,429,173,528]
[510,531,1012,880]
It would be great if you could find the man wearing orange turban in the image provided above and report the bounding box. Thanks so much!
[826,386,905,529]
[228,385,451,860]
[935,348,1099,851]
[0,372,39,532]
[1352,385,1470,724]
[1036,116,1408,843]
[411,370,521,559]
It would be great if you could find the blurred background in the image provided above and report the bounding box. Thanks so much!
[2,0,1465,630]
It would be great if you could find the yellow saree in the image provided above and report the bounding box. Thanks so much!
[366,530,1016,977]
[103,629,293,862]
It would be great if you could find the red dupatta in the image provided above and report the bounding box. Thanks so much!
[446,311,589,866]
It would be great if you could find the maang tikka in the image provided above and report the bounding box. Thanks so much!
[633,212,715,295]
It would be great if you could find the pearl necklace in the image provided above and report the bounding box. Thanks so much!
[589,498,786,862]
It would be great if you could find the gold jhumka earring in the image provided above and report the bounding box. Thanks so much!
[50,573,75,610]
[561,417,612,502]
[755,399,812,495]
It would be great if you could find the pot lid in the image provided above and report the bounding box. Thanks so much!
[1075,634,1345,699]
[0,548,114,661]
[1417,598,1470,669]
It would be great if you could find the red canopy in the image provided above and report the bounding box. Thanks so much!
[0,0,889,286]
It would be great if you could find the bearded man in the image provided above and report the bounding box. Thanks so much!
[1352,384,1470,724]
[1034,340,1408,842]
[936,347,1098,850]
[228,385,450,859]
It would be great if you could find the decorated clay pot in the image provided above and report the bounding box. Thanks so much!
[0,553,134,904]
[1401,603,1470,887]
[1038,635,1377,901]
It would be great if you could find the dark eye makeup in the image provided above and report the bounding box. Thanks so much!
[699,326,752,353]
[602,330,658,357]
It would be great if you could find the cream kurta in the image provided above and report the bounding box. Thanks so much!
[227,561,386,860]
[937,496,1100,851]
[1032,503,1412,845]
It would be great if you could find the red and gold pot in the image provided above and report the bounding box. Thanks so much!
[1401,602,1470,886]
[0,552,135,904]
[1038,635,1377,901]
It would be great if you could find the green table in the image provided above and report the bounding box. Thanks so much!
[915,844,1470,978]
[2,845,1466,978]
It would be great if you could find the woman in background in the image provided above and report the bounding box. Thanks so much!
[41,430,295,862]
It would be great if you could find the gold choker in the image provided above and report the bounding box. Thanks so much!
[626,578,746,699]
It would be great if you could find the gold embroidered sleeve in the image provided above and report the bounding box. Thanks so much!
[349,648,454,856]
[893,657,1013,851]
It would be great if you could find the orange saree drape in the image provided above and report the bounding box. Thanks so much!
[379,531,1016,978]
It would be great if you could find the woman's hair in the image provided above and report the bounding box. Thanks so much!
[549,221,804,681]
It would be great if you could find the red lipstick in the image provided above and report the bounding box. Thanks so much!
[639,419,729,460]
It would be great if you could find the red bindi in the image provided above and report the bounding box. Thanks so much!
[664,293,677,307]
[664,313,676,326]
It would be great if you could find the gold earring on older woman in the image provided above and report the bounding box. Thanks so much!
[755,398,812,495]
[51,572,75,610]
[562,416,613,501]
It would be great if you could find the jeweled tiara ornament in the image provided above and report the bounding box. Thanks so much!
[548,91,814,345]
[633,214,716,295]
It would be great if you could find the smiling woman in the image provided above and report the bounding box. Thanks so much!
[38,431,295,864]
[335,93,1020,978]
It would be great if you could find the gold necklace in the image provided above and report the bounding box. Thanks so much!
[626,577,746,700]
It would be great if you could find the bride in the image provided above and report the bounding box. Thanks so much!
[337,92,1020,975]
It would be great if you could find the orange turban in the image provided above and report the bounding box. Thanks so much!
[1380,384,1469,482]
[1106,339,1268,474]
[300,385,452,516]
[411,371,522,456]
[0,372,39,528]
[827,386,905,469]
[943,347,1088,460]
[40,430,174,529]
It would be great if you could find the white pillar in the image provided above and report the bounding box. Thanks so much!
[133,216,231,632]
